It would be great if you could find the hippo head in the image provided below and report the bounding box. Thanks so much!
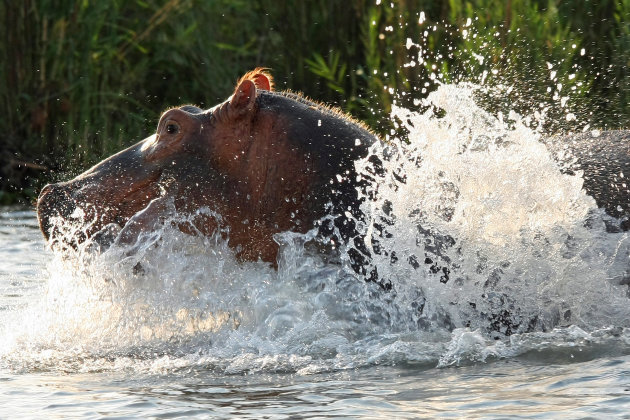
[37,68,376,263]
[36,104,205,251]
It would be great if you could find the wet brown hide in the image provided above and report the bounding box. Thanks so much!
[37,68,376,265]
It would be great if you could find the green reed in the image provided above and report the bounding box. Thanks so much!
[0,0,628,203]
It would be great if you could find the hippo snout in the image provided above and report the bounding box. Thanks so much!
[37,183,76,241]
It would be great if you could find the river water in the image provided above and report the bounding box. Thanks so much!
[2,85,630,418]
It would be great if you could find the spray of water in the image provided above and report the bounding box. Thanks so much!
[346,83,630,337]
[2,81,630,374]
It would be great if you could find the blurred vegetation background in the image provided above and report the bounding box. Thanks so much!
[1,0,629,204]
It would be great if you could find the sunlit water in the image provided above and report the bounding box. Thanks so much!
[2,85,630,418]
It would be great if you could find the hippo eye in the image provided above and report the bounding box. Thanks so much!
[165,121,180,135]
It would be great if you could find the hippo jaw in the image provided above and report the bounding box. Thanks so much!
[37,160,163,250]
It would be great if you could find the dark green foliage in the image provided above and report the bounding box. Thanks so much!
[1,0,628,203]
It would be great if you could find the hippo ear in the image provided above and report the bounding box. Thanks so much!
[238,67,274,91]
[229,79,257,117]
[251,72,272,91]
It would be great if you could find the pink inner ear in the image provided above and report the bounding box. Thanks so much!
[252,73,271,91]
[230,79,257,114]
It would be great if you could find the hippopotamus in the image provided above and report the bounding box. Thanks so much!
[37,68,378,268]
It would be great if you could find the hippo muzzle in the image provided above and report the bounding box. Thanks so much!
[37,138,164,250]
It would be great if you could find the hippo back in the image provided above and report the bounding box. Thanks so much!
[257,90,377,218]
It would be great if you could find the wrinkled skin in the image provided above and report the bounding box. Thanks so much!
[37,69,377,264]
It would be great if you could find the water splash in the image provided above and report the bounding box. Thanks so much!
[346,83,630,336]
[2,83,630,375]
